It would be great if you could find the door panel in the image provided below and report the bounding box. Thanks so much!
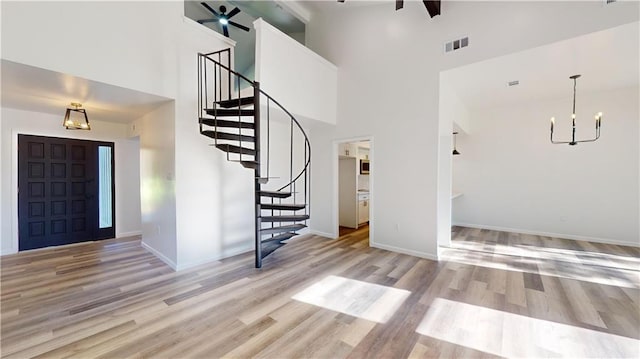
[18,135,114,251]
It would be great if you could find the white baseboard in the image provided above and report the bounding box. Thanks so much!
[141,241,177,270]
[175,245,253,272]
[370,241,438,261]
[1,248,18,256]
[116,230,142,238]
[452,222,640,248]
[309,229,337,239]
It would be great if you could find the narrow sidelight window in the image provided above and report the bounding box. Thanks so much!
[98,146,113,228]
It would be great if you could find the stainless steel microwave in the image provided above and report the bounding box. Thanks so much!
[360,159,370,174]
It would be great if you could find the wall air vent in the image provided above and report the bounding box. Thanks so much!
[444,37,469,53]
[508,80,519,87]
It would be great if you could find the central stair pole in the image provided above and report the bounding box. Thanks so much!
[253,82,262,268]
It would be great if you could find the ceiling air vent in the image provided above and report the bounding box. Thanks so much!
[604,0,617,4]
[508,80,519,87]
[444,37,469,53]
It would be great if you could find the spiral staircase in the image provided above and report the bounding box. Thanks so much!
[198,49,311,268]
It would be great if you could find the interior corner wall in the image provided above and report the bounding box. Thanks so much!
[452,86,640,245]
[0,107,141,255]
[132,102,178,267]
[305,1,639,259]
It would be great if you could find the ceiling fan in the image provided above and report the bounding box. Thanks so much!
[197,2,250,37]
[337,0,441,18]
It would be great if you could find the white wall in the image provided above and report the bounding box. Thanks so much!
[115,138,142,238]
[131,102,178,266]
[255,18,338,125]
[440,81,471,135]
[305,1,639,259]
[1,1,180,99]
[452,86,639,245]
[0,107,141,255]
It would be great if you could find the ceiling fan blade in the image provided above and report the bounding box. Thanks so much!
[223,24,229,37]
[226,7,241,19]
[201,2,220,17]
[396,0,404,10]
[422,0,441,17]
[228,21,250,32]
[197,18,218,24]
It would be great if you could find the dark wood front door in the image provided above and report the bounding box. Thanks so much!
[18,135,115,251]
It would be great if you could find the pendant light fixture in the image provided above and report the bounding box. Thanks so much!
[63,102,91,130]
[550,75,601,145]
[452,132,461,155]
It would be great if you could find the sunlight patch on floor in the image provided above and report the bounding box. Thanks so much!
[454,240,640,271]
[441,246,639,289]
[292,275,411,323]
[416,298,640,358]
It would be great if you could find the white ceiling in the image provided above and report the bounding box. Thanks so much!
[303,0,382,12]
[1,60,171,124]
[442,21,640,111]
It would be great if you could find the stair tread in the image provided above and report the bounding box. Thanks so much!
[215,144,256,156]
[261,203,306,211]
[216,96,255,108]
[260,224,306,235]
[200,118,255,129]
[202,131,254,142]
[261,232,297,244]
[261,215,310,222]
[261,241,285,259]
[205,108,255,117]
[259,191,292,198]
[241,161,259,169]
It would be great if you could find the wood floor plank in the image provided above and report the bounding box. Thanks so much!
[1,230,638,358]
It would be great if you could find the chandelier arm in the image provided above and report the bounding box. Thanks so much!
[577,125,601,143]
[550,128,573,144]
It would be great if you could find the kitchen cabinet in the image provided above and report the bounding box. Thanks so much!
[339,143,357,157]
[358,193,370,225]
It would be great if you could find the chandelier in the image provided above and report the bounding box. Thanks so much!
[550,75,601,145]
[63,102,91,130]
[452,132,460,155]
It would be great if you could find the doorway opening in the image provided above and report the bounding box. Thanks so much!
[335,138,373,240]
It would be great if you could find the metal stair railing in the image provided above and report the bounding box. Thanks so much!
[198,49,311,268]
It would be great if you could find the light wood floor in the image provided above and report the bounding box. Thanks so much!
[1,226,638,358]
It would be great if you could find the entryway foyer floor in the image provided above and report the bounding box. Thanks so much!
[1,226,638,358]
